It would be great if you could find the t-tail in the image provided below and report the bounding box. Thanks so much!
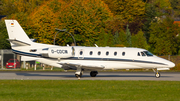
[5,20,33,47]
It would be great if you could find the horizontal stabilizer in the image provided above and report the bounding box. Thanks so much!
[7,39,30,46]
[21,56,38,61]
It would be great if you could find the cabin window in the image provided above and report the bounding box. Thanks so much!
[141,52,146,56]
[114,52,117,56]
[106,51,109,56]
[122,52,125,56]
[143,51,153,56]
[90,51,93,55]
[80,51,83,55]
[98,51,101,55]
[137,52,140,56]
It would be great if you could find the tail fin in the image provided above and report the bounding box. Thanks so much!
[5,20,32,46]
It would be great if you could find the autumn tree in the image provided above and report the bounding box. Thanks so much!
[103,0,146,34]
[26,0,113,46]
[0,0,47,15]
[27,0,62,44]
[58,0,113,46]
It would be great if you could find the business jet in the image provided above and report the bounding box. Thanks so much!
[5,20,175,79]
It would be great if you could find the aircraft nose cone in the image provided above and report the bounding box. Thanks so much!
[168,61,175,68]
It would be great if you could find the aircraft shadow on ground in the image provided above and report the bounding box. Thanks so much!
[15,73,171,78]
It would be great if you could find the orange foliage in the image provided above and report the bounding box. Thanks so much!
[174,21,180,27]
[27,0,113,46]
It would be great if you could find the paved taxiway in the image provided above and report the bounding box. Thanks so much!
[0,71,179,81]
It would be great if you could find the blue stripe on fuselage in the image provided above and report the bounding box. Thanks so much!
[12,49,167,66]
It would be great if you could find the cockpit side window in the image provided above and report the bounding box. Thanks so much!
[143,51,153,56]
[141,52,146,56]
[137,52,140,56]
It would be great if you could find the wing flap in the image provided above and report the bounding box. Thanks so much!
[59,62,105,70]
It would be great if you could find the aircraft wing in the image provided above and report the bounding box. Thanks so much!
[59,62,105,71]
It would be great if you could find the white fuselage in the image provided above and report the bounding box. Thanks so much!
[12,42,175,71]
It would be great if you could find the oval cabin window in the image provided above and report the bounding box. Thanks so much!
[114,52,117,56]
[122,52,125,56]
[98,51,101,55]
[106,51,109,56]
[90,51,93,55]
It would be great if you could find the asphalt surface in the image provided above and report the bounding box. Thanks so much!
[0,71,179,81]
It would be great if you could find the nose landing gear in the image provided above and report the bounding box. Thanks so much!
[155,72,160,78]
[153,69,161,78]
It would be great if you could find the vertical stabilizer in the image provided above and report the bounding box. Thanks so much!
[5,20,32,45]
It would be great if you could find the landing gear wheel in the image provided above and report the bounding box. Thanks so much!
[90,71,98,77]
[155,72,160,78]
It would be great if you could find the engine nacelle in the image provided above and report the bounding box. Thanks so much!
[41,47,75,58]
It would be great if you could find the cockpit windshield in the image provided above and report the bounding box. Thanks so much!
[143,51,153,56]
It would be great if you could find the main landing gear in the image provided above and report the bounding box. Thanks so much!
[75,67,83,80]
[90,71,98,77]
[74,68,98,80]
[153,69,160,78]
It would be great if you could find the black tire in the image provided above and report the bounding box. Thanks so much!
[90,71,98,77]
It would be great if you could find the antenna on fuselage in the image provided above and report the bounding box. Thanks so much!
[94,44,98,47]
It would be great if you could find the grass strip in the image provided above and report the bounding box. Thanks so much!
[0,80,180,101]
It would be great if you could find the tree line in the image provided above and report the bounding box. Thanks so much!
[0,0,180,55]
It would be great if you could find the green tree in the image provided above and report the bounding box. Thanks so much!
[126,24,131,47]
[143,0,173,42]
[0,20,11,49]
[97,29,113,47]
[113,30,128,47]
[113,31,120,45]
[149,17,180,55]
[170,0,180,18]
[143,3,159,42]
[131,30,149,50]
